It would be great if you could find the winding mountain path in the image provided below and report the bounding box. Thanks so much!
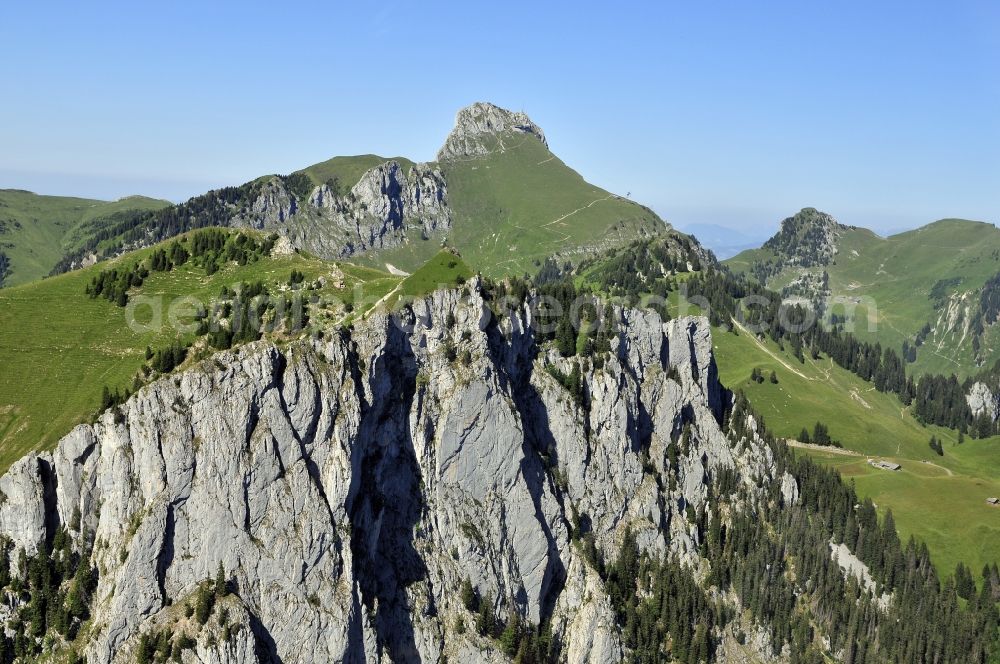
[785,440,861,456]
[730,318,813,381]
[786,440,955,477]
[541,195,616,228]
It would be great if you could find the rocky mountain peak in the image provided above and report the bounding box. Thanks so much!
[763,207,845,268]
[436,101,548,161]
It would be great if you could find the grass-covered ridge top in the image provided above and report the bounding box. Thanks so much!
[296,154,416,193]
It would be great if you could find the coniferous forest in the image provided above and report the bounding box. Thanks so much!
[52,181,287,275]
[580,393,1000,663]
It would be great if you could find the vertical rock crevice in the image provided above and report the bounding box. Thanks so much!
[347,321,426,661]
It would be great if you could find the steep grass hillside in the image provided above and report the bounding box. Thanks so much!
[356,128,670,277]
[442,134,665,276]
[0,189,169,286]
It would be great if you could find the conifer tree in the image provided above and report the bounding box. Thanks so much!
[195,580,214,624]
[556,314,576,357]
[215,560,227,599]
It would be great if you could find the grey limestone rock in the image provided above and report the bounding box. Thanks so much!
[0,284,786,663]
[437,102,548,161]
[233,161,451,261]
[967,381,999,422]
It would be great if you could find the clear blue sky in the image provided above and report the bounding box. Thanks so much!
[1,1,997,237]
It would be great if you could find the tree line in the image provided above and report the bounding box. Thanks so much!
[458,578,559,663]
[52,169,304,276]
[0,526,96,661]
[577,235,704,305]
[708,393,1000,662]
[53,181,264,274]
[0,249,9,287]
[84,229,277,307]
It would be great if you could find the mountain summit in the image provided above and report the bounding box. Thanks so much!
[437,102,548,161]
[39,102,667,279]
[761,207,847,268]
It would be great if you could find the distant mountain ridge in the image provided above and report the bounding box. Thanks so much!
[0,190,169,287]
[40,102,668,280]
[727,209,1000,377]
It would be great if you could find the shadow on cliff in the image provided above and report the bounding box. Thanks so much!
[346,315,427,662]
[485,314,568,624]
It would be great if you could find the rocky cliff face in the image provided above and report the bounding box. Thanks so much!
[232,161,450,260]
[0,282,791,663]
[437,102,548,161]
[967,381,999,422]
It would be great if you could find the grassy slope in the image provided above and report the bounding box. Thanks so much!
[711,323,1000,576]
[727,219,1000,377]
[0,232,399,470]
[830,220,1000,376]
[398,249,472,298]
[721,246,770,274]
[358,233,446,276]
[440,134,665,277]
[345,249,473,321]
[0,190,170,286]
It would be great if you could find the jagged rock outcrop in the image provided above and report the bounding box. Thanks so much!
[437,102,548,161]
[551,555,622,663]
[235,177,298,227]
[113,593,261,664]
[967,381,999,422]
[763,208,846,268]
[0,282,786,663]
[232,162,451,260]
[0,455,51,558]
